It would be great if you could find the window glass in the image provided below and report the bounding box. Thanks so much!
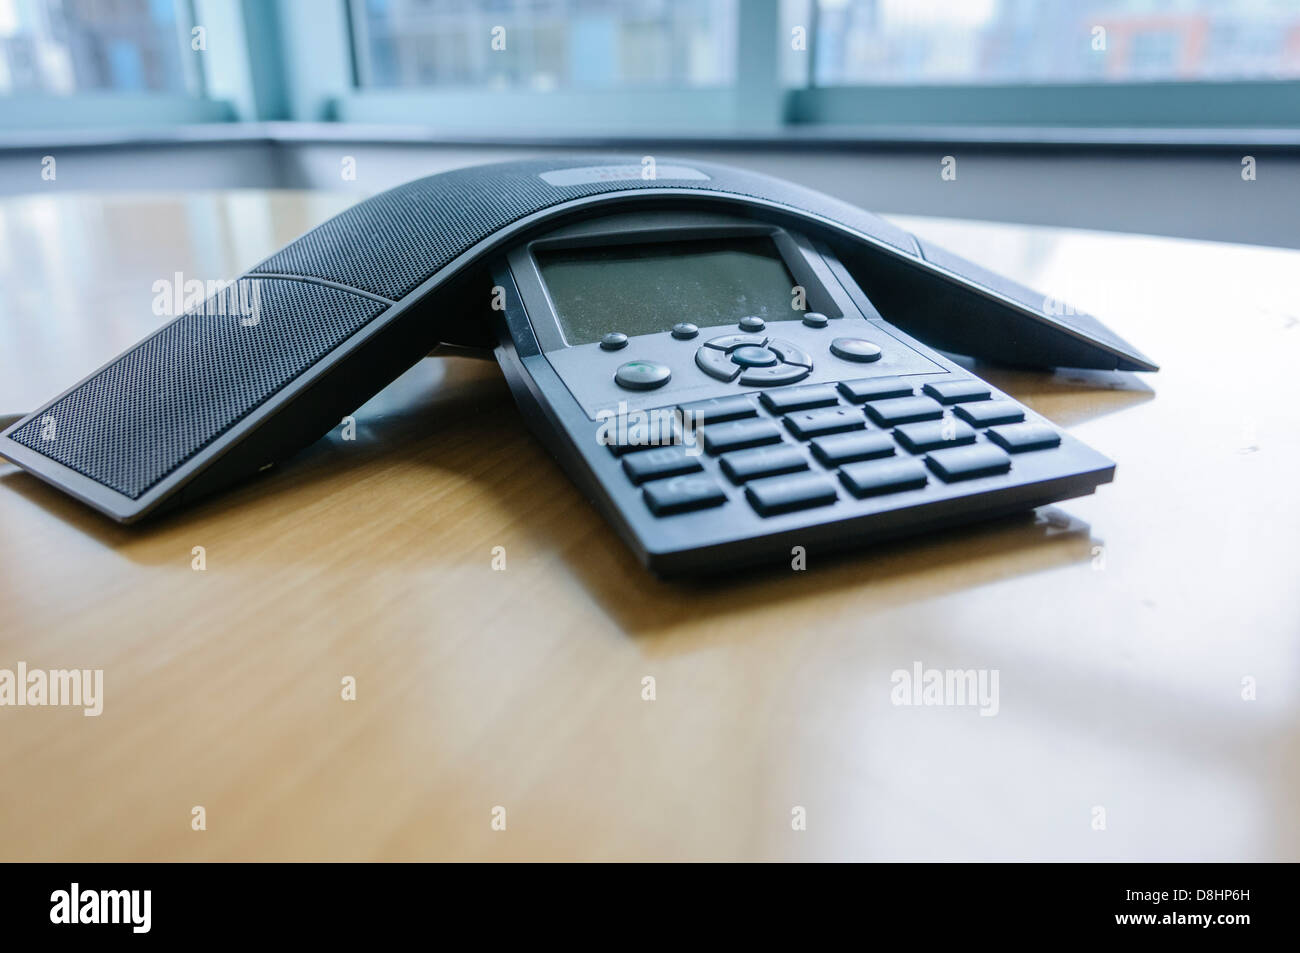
[353,0,738,89]
[810,0,1300,85]
[0,0,194,95]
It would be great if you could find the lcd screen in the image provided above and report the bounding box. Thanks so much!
[535,237,802,347]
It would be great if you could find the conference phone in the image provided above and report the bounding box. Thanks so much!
[0,157,1156,573]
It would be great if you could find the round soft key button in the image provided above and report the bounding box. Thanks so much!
[600,332,629,351]
[738,315,766,332]
[671,322,699,340]
[615,360,672,391]
[830,337,883,362]
[802,311,829,328]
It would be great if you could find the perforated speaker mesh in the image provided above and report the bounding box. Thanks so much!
[9,279,386,499]
[251,158,919,300]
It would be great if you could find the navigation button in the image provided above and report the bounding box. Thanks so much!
[738,363,811,386]
[695,347,742,382]
[703,333,767,351]
[730,345,779,367]
[767,338,813,368]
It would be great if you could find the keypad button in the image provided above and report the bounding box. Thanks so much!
[643,474,727,516]
[767,338,813,368]
[701,418,783,455]
[745,473,838,516]
[802,312,829,328]
[730,345,779,367]
[739,315,766,332]
[738,364,811,386]
[703,333,767,351]
[671,322,699,340]
[720,445,809,484]
[810,430,896,466]
[864,395,944,426]
[603,423,681,456]
[838,378,914,404]
[839,458,929,498]
[614,360,671,391]
[926,444,1012,482]
[783,406,866,440]
[830,337,883,363]
[621,446,703,485]
[695,346,741,382]
[676,395,758,424]
[758,384,840,414]
[600,332,628,351]
[894,418,977,453]
[955,400,1025,428]
[986,422,1062,453]
[923,379,993,404]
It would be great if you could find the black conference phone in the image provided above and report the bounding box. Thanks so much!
[0,157,1155,574]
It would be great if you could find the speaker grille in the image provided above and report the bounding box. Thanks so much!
[9,279,386,499]
[251,158,919,300]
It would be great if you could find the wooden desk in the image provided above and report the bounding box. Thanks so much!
[1,190,1297,862]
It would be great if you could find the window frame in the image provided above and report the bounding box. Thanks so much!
[788,81,1300,129]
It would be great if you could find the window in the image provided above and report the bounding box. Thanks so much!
[0,0,198,96]
[784,0,1300,129]
[351,0,738,90]
[809,0,1300,86]
[0,0,1295,135]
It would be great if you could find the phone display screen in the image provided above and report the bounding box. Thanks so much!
[536,237,802,346]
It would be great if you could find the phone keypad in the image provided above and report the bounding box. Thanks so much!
[619,377,1065,520]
